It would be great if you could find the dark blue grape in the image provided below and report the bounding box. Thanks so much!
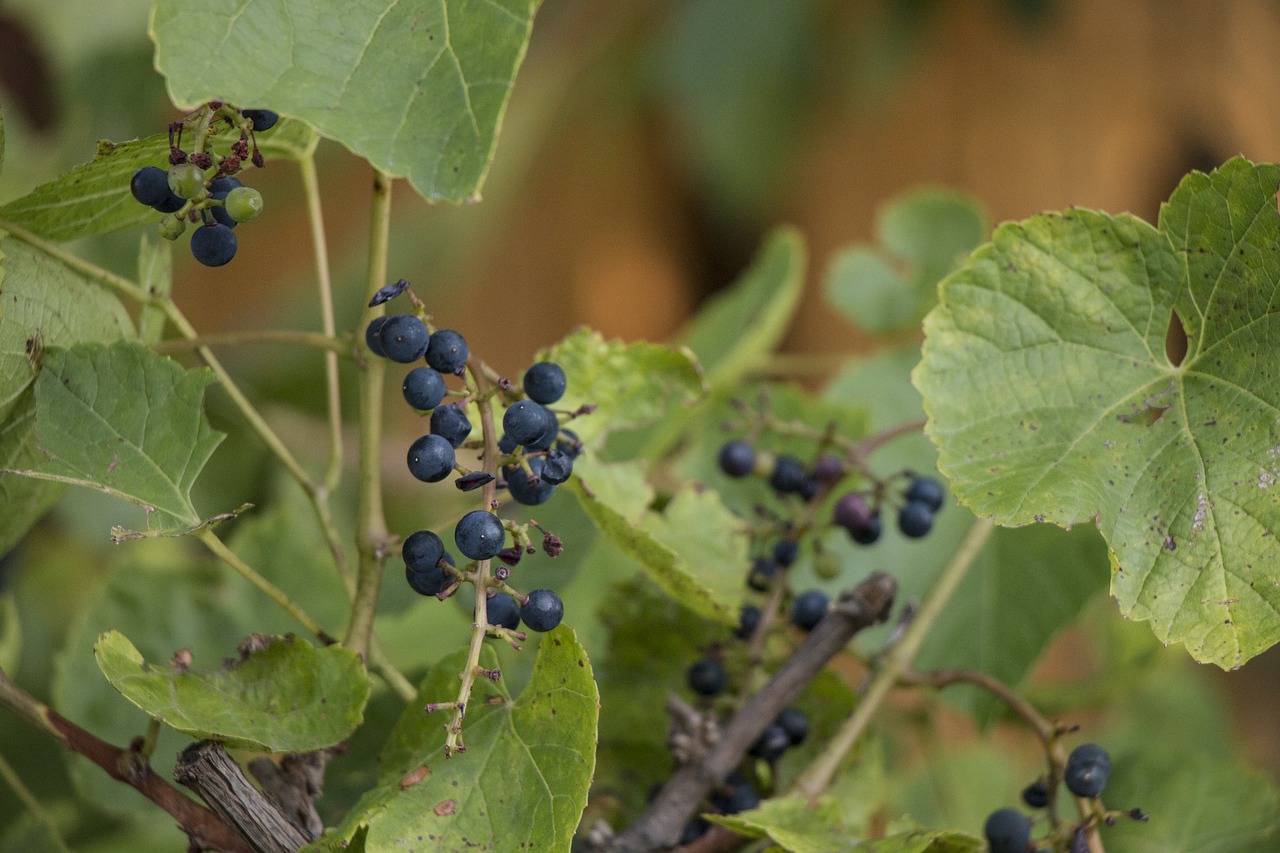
[1022,779,1050,809]
[712,777,760,815]
[790,590,829,631]
[555,429,582,458]
[486,592,520,630]
[812,453,844,484]
[774,707,809,746]
[208,176,242,196]
[368,278,409,307]
[540,449,573,485]
[747,557,778,592]
[425,329,468,373]
[241,108,279,131]
[749,723,791,762]
[407,434,455,482]
[1064,744,1111,798]
[983,808,1031,853]
[520,588,563,632]
[772,539,799,567]
[769,454,806,494]
[190,224,237,267]
[405,563,447,596]
[897,500,934,538]
[505,458,556,505]
[430,404,472,447]
[734,604,761,639]
[403,367,446,410]
[379,314,430,363]
[365,317,388,357]
[210,191,238,229]
[130,166,170,206]
[497,433,518,455]
[402,530,445,572]
[686,658,726,697]
[717,441,755,477]
[454,510,505,560]
[905,475,946,512]
[503,400,553,446]
[522,361,566,404]
[835,492,882,544]
[152,188,186,213]
[525,409,560,452]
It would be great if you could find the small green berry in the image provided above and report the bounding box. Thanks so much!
[224,186,263,222]
[159,215,186,241]
[167,163,207,200]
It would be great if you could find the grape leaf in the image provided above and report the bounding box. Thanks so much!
[542,327,704,447]
[94,630,368,752]
[707,795,854,853]
[915,157,1280,668]
[150,0,540,204]
[0,235,136,554]
[310,626,596,852]
[849,832,982,853]
[18,342,223,531]
[0,121,316,242]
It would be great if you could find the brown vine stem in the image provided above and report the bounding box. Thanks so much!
[791,516,995,801]
[152,329,349,355]
[0,666,251,853]
[900,667,1105,853]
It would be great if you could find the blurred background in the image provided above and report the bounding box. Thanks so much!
[2,0,1280,844]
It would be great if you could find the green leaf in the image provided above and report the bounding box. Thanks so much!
[312,625,597,852]
[543,327,704,447]
[150,0,540,204]
[0,121,316,242]
[707,795,854,852]
[20,342,222,530]
[94,630,369,752]
[915,158,1280,668]
[565,456,745,624]
[0,235,136,554]
[827,189,986,335]
[679,227,806,388]
[0,593,19,675]
[136,233,172,345]
[849,831,983,853]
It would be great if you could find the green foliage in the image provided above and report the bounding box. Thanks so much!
[312,626,597,852]
[150,0,540,204]
[917,157,1280,668]
[23,342,223,532]
[708,795,856,852]
[94,631,369,752]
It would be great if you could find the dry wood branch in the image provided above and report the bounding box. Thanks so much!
[175,741,309,853]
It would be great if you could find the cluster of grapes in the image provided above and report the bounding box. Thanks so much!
[127,104,276,267]
[364,281,587,637]
[985,743,1134,852]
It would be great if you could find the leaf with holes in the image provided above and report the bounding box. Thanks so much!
[915,157,1280,669]
[150,0,540,204]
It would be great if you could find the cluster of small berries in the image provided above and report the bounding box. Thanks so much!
[364,282,588,636]
[986,743,1131,853]
[128,104,275,267]
[832,473,945,543]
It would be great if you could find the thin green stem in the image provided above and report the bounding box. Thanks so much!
[345,168,394,659]
[791,517,995,800]
[299,153,345,493]
[196,530,336,645]
[152,329,349,355]
[0,218,155,305]
[369,645,417,702]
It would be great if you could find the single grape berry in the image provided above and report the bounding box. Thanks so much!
[159,215,186,241]
[1022,779,1050,809]
[749,724,791,762]
[503,400,554,446]
[1064,743,1111,798]
[407,433,455,483]
[522,361,567,404]
[405,563,447,596]
[402,530,445,572]
[790,590,829,631]
[497,433,518,455]
[365,317,388,357]
[454,510,505,560]
[241,108,280,131]
[983,808,1032,853]
[168,162,207,199]
[769,454,807,494]
[403,367,446,410]
[209,191,238,229]
[486,592,521,630]
[747,557,778,592]
[813,551,841,580]
[152,187,186,213]
[772,539,799,567]
[717,780,760,815]
[686,657,727,697]
[524,409,560,452]
[834,491,873,529]
[505,458,556,505]
[904,474,945,512]
[540,449,574,485]
[718,441,755,477]
[208,176,243,195]
[430,404,472,447]
[774,707,809,746]
[811,453,843,484]
[734,604,761,639]
[425,329,469,373]
[378,314,430,363]
[520,588,564,632]
[190,224,237,267]
[897,500,935,538]
[130,166,171,207]
[224,186,263,223]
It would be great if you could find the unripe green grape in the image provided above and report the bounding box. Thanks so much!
[224,186,263,222]
[813,551,841,580]
[159,215,186,241]
[167,163,207,199]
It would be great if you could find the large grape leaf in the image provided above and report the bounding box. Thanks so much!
[150,0,541,204]
[94,630,368,752]
[310,626,596,852]
[0,120,316,242]
[16,341,223,531]
[915,157,1280,668]
[0,235,136,554]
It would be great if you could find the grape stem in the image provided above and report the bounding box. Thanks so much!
[151,329,349,354]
